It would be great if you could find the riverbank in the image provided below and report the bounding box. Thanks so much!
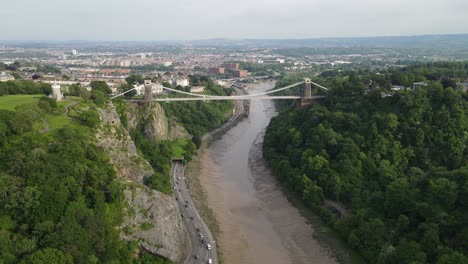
[186,81,337,264]
[184,80,366,264]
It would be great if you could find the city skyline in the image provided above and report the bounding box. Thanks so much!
[1,0,467,41]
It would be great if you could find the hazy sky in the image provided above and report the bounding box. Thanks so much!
[1,0,467,40]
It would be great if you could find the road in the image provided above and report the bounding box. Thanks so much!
[171,161,217,264]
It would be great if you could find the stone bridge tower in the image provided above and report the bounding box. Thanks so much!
[144,80,153,104]
[296,78,313,108]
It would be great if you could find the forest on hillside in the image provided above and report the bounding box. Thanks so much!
[264,62,468,263]
[0,91,170,263]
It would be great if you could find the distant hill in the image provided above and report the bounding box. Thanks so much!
[2,34,468,50]
[186,34,468,49]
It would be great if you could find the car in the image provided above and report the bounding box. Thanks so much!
[201,239,205,244]
[193,255,198,259]
[175,197,178,200]
[207,243,212,250]
[185,200,189,203]
[207,258,212,264]
[196,228,200,232]
[178,188,181,192]
[184,204,188,208]
[199,233,204,239]
[190,216,194,220]
[181,214,184,218]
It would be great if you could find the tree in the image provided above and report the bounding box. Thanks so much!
[90,81,111,94]
[125,74,144,85]
[24,248,73,264]
[118,83,136,98]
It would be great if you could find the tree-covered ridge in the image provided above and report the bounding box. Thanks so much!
[161,76,233,138]
[263,63,468,264]
[0,97,171,263]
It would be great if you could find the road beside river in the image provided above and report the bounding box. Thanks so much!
[196,81,337,264]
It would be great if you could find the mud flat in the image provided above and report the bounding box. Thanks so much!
[197,81,338,264]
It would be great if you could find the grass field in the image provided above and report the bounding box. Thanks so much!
[0,94,42,111]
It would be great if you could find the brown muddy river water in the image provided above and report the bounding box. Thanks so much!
[199,81,337,264]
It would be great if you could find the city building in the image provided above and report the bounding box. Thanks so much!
[233,70,248,78]
[173,77,189,87]
[0,72,15,82]
[224,63,240,70]
[163,61,172,67]
[262,58,285,64]
[71,49,77,56]
[215,80,229,87]
[209,67,225,75]
[136,81,164,95]
[190,86,205,93]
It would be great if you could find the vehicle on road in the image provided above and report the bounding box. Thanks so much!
[207,244,212,250]
[193,255,198,259]
[190,216,194,220]
[208,258,212,264]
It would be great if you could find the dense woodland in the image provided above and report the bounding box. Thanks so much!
[264,62,468,263]
[161,75,233,138]
[0,91,170,263]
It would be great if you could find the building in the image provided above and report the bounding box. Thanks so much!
[71,50,77,56]
[172,77,189,87]
[457,82,468,92]
[412,82,428,89]
[215,80,229,87]
[209,67,225,75]
[233,70,248,78]
[136,81,163,95]
[151,82,163,94]
[0,72,15,82]
[391,85,405,91]
[224,63,239,70]
[263,58,285,64]
[163,61,172,67]
[51,84,64,101]
[190,86,205,93]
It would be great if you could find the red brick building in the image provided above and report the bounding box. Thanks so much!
[209,67,225,74]
[224,63,240,70]
[233,70,248,78]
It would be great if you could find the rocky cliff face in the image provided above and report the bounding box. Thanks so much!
[122,184,189,264]
[127,101,189,142]
[95,102,189,263]
[95,104,152,184]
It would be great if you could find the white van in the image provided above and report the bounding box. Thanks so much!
[207,243,212,250]
[207,258,212,264]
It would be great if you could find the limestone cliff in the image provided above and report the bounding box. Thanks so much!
[127,101,189,142]
[121,184,189,264]
[95,104,152,184]
[95,102,189,263]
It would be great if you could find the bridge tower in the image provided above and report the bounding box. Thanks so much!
[144,80,153,103]
[304,78,312,98]
[297,78,313,108]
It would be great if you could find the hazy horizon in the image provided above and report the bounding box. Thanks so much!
[1,0,467,41]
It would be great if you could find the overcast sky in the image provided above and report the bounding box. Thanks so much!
[1,0,467,40]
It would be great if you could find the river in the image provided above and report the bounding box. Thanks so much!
[197,81,338,264]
